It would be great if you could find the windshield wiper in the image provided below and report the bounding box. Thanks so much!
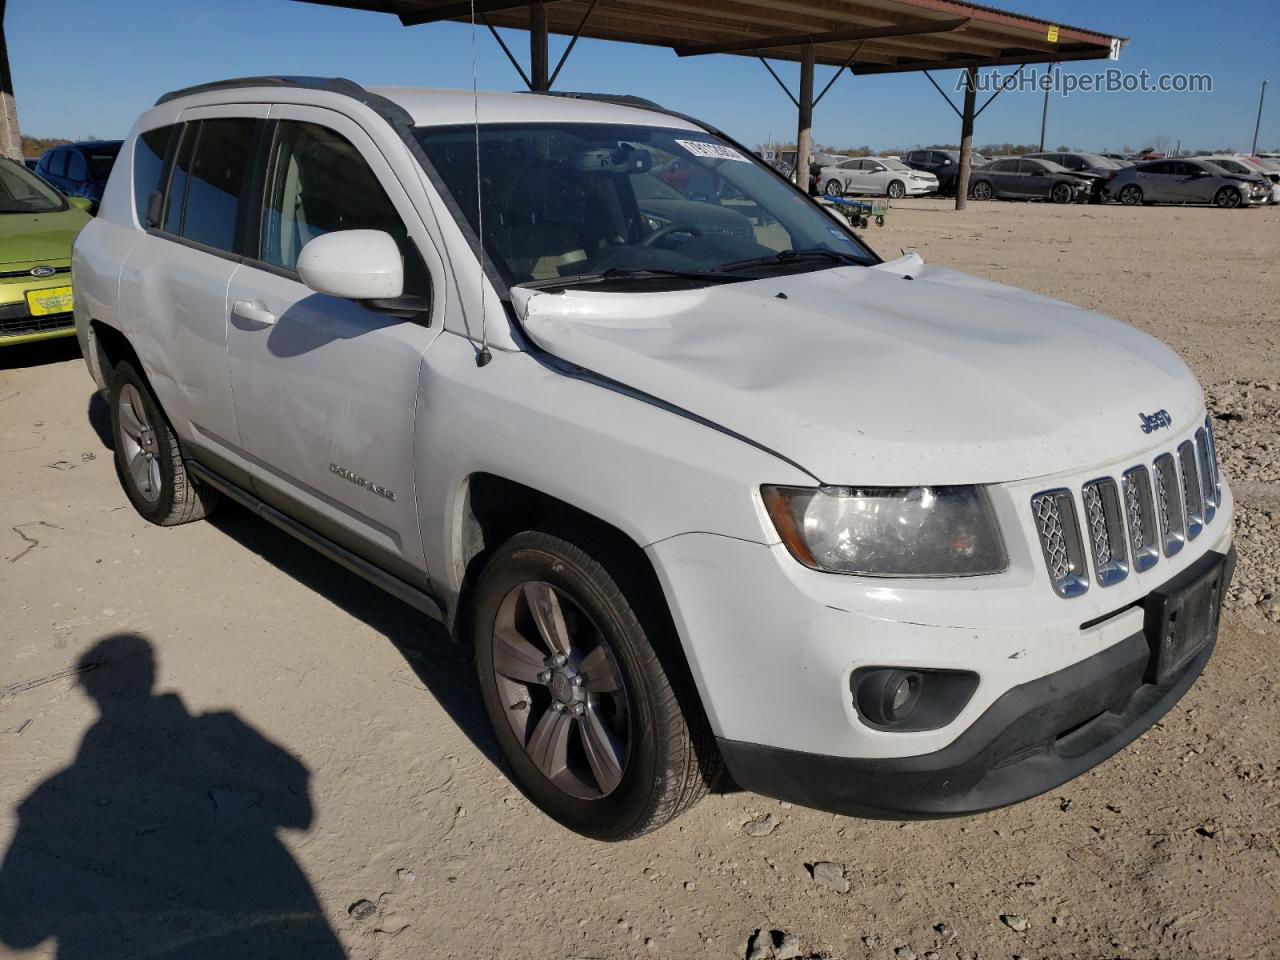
[520,267,745,291]
[713,248,867,274]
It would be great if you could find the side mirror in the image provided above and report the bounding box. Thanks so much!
[297,230,403,301]
[67,195,93,213]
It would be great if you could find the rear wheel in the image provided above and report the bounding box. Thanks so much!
[110,361,218,526]
[1214,186,1242,209]
[472,528,719,840]
[823,179,843,197]
[886,180,905,199]
[1050,182,1074,204]
[1118,184,1143,206]
[970,180,993,201]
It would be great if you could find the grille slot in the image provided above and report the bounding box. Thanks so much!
[1082,478,1128,586]
[1152,453,1186,557]
[1178,440,1205,540]
[1196,422,1218,523]
[1030,489,1089,598]
[1121,466,1160,573]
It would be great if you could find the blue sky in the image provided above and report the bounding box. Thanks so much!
[9,0,1277,152]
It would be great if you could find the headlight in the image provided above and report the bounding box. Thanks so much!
[761,484,1008,577]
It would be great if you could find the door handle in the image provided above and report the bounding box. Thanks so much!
[232,300,276,326]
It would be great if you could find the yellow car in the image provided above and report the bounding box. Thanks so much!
[1,157,92,347]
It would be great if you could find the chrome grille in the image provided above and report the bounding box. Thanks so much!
[1152,453,1186,557]
[1082,478,1128,586]
[1178,440,1205,540]
[1030,489,1089,597]
[1121,466,1160,573]
[1035,423,1223,597]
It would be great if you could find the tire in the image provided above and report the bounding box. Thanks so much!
[823,179,843,197]
[1214,186,1242,209]
[472,528,719,840]
[110,360,218,526]
[886,180,905,199]
[1118,184,1143,206]
[970,180,993,201]
[1050,182,1073,204]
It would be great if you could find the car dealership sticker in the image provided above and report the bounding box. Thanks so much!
[674,139,751,162]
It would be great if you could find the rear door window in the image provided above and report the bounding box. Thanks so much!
[159,119,256,250]
[46,150,68,177]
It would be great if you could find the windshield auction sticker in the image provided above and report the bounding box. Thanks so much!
[674,140,751,163]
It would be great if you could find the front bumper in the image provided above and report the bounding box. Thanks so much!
[1,274,76,346]
[718,547,1232,817]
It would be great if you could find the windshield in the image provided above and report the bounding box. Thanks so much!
[87,144,121,181]
[0,158,67,214]
[414,122,875,287]
[1037,159,1072,174]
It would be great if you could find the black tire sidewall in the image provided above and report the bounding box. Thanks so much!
[824,180,842,197]
[1215,187,1239,208]
[1052,183,1072,204]
[1120,185,1141,205]
[110,362,183,523]
[972,181,991,200]
[472,533,670,840]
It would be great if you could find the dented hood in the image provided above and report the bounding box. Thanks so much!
[513,256,1203,484]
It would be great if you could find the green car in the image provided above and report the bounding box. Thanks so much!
[1,157,93,347]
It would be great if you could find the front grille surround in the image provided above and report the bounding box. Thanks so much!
[1030,488,1090,598]
[1177,440,1205,540]
[1151,453,1186,558]
[1082,477,1129,586]
[1121,466,1160,573]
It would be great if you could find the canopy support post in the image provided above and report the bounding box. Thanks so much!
[529,1,549,91]
[796,42,814,194]
[0,0,20,162]
[955,65,977,210]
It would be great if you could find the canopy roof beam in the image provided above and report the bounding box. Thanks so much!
[673,17,969,58]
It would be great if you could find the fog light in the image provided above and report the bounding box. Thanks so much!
[857,669,923,725]
[852,666,979,732]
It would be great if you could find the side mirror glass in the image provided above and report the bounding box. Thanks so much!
[297,230,404,301]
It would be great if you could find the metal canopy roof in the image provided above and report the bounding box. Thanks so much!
[302,0,1125,74]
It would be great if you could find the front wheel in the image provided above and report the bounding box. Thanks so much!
[1050,182,1074,204]
[886,180,905,199]
[472,529,719,840]
[110,360,218,525]
[1214,186,1242,209]
[823,179,843,197]
[970,180,993,201]
[1117,184,1143,206]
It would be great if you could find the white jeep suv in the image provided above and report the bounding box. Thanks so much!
[74,77,1234,840]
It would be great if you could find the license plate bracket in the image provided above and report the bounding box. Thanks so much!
[1143,550,1233,683]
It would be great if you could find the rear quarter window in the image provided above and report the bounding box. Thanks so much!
[133,125,176,228]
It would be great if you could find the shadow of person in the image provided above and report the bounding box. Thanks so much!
[0,634,346,959]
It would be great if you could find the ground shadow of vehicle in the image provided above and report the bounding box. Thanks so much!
[0,633,346,959]
[0,337,81,370]
[204,500,743,795]
[206,500,504,771]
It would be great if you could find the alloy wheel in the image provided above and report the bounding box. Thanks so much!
[117,383,162,503]
[490,580,630,799]
[887,180,904,199]
[971,181,992,200]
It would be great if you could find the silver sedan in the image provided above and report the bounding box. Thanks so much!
[1109,158,1269,208]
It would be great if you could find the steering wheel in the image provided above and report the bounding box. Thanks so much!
[640,222,704,247]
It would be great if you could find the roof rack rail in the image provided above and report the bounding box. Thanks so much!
[527,90,668,112]
[155,75,369,106]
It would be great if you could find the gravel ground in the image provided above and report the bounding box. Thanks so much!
[0,198,1277,960]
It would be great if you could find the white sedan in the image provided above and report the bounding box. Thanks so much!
[820,157,938,199]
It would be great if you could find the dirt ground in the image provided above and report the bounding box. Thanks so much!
[1,198,1277,960]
